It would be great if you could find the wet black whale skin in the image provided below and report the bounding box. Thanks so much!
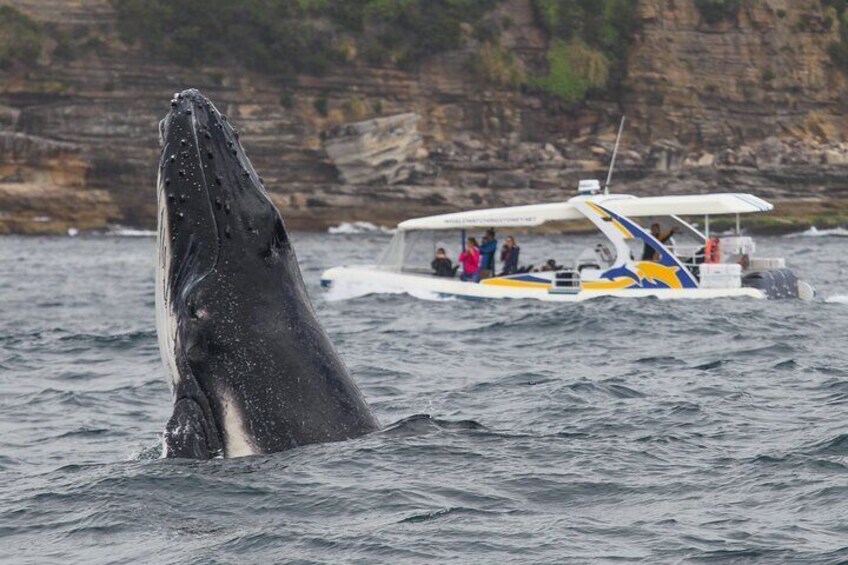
[157,89,380,459]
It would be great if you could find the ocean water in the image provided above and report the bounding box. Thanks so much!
[1,232,847,564]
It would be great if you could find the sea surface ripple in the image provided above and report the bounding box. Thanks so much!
[0,233,846,564]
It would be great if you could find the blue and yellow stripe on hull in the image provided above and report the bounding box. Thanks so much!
[481,274,551,290]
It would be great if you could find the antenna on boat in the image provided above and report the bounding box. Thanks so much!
[604,116,626,195]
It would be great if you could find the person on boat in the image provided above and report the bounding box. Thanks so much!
[595,243,614,265]
[499,236,520,275]
[459,238,482,282]
[431,248,456,278]
[478,229,498,279]
[539,259,563,272]
[642,223,679,261]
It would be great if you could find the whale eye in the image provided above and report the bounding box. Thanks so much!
[189,302,208,320]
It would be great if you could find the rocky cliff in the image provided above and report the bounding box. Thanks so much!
[2,0,848,234]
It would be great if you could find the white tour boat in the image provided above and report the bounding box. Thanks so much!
[320,180,815,302]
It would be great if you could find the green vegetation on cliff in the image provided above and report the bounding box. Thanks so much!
[823,0,848,70]
[112,0,498,79]
[693,0,742,24]
[529,0,636,105]
[112,0,641,107]
[0,6,44,70]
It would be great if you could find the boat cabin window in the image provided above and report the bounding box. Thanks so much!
[378,229,619,277]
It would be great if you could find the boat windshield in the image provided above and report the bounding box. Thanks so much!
[378,230,463,273]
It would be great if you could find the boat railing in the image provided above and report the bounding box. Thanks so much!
[669,244,704,267]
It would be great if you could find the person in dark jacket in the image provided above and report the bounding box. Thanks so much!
[431,248,456,278]
[478,228,498,278]
[539,259,563,272]
[499,236,520,275]
[642,223,679,261]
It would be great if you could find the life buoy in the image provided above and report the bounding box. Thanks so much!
[704,237,720,264]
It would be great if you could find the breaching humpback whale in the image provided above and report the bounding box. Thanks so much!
[155,89,380,459]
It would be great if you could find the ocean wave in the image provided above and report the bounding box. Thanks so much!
[4,232,848,563]
[786,226,848,238]
[381,414,486,437]
[327,221,395,235]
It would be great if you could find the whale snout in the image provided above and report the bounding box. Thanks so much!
[170,88,207,113]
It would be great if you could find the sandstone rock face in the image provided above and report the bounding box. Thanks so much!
[0,130,121,234]
[626,1,848,147]
[1,0,848,234]
[323,113,423,186]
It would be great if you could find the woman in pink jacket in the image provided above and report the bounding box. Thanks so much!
[459,238,481,283]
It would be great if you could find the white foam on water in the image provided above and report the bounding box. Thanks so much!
[106,225,157,237]
[327,222,395,235]
[825,294,848,304]
[786,226,848,238]
[322,277,397,302]
[322,277,454,303]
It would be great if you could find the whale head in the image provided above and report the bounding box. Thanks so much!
[155,89,378,459]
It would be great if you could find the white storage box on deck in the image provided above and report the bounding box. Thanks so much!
[700,263,742,289]
[719,236,755,264]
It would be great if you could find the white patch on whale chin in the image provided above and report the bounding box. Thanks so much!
[219,388,259,458]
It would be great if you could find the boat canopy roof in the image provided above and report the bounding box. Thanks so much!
[396,193,773,231]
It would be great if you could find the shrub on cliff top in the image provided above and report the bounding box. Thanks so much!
[529,0,635,105]
[0,5,44,70]
[469,41,526,88]
[529,39,609,105]
[112,0,500,78]
[693,0,742,25]
[822,0,848,72]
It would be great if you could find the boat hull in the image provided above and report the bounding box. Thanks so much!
[320,266,767,302]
